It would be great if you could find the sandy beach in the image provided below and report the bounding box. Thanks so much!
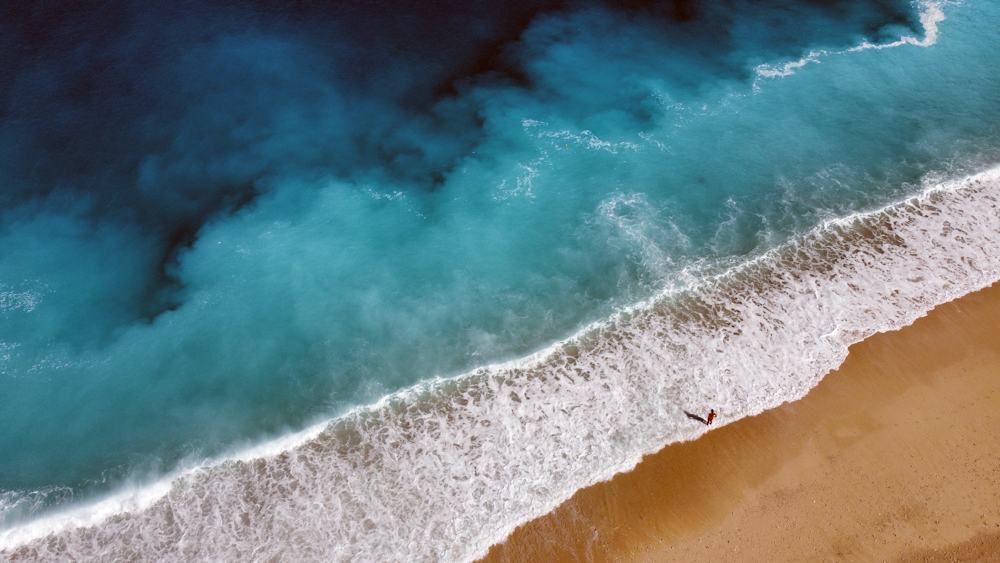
[480,282,1000,562]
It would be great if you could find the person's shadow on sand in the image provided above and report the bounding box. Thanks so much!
[684,409,716,425]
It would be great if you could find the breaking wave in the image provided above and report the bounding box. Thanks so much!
[4,166,1000,563]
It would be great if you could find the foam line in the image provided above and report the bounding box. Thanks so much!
[755,50,827,78]
[850,1,946,51]
[756,0,944,78]
[3,165,1000,562]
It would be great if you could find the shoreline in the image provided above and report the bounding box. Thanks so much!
[5,167,1000,560]
[480,281,1000,562]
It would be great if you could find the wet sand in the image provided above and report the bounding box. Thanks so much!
[480,282,1000,563]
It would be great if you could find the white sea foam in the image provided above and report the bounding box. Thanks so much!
[849,1,946,51]
[0,419,333,549]
[0,287,40,313]
[3,164,1000,562]
[756,0,944,79]
[755,50,827,78]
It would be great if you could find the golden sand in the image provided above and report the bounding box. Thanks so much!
[480,282,1000,562]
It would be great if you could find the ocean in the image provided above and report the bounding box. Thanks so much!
[1,0,999,560]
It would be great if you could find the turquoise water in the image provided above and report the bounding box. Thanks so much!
[2,0,1000,560]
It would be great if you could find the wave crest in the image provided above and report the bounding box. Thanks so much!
[4,166,1000,562]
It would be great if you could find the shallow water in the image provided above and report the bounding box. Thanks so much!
[1,0,1000,560]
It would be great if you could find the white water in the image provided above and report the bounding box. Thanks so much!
[6,3,999,557]
[3,165,1000,562]
[755,0,946,78]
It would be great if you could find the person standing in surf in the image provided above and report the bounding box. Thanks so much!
[684,409,716,425]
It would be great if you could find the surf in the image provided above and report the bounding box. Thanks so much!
[4,0,1000,560]
[4,163,1000,562]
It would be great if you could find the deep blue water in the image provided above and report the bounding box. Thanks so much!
[2,0,999,539]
